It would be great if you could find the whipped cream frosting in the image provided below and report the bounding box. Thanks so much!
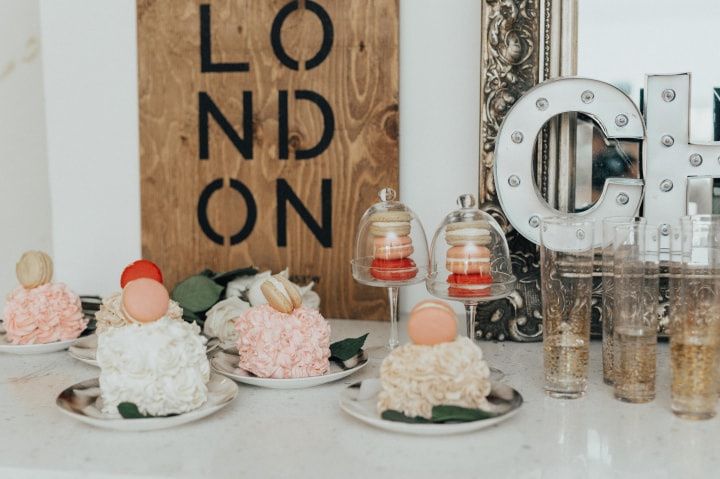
[97,317,210,416]
[95,292,183,334]
[377,337,491,419]
[203,296,250,348]
[235,305,330,379]
[3,283,86,344]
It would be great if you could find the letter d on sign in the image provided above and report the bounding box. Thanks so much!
[493,77,645,246]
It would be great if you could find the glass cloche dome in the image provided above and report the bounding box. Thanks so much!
[351,187,429,287]
[426,194,516,302]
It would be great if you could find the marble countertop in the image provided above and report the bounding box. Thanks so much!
[0,318,717,479]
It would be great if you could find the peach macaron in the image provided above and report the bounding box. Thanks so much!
[407,299,457,345]
[446,245,491,275]
[122,278,170,323]
[373,235,414,260]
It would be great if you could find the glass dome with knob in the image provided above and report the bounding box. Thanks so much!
[426,194,516,341]
[351,187,429,358]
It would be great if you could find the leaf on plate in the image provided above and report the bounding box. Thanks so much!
[171,275,224,313]
[329,333,368,361]
[117,402,148,419]
[430,405,496,423]
[381,410,431,423]
[381,405,497,424]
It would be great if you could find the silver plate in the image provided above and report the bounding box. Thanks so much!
[211,350,368,389]
[55,373,238,431]
[339,378,523,435]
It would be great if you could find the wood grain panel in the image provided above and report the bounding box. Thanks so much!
[137,0,398,319]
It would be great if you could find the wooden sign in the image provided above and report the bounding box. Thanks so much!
[137,0,399,319]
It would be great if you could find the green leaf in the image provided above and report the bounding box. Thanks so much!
[212,267,258,286]
[182,309,203,327]
[171,275,224,313]
[381,405,497,424]
[329,333,369,361]
[117,402,148,419]
[430,405,496,423]
[381,410,431,423]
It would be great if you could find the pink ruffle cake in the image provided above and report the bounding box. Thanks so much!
[3,283,86,344]
[234,304,331,379]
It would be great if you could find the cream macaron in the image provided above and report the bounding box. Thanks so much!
[261,274,303,314]
[407,299,458,346]
[16,250,54,289]
[445,221,492,246]
[369,211,412,237]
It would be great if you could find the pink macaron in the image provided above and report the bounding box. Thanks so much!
[373,235,414,260]
[446,245,491,275]
[407,299,458,345]
[122,278,170,324]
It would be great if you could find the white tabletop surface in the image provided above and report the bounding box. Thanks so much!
[0,318,718,479]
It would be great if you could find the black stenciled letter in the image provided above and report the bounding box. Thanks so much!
[277,179,332,247]
[199,91,253,160]
[197,178,257,245]
[200,4,249,73]
[278,90,335,159]
[270,0,333,71]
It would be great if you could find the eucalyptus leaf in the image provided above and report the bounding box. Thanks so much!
[171,275,224,313]
[431,405,496,423]
[182,309,203,327]
[381,410,430,423]
[381,405,497,424]
[329,333,368,361]
[117,402,148,419]
[212,266,258,286]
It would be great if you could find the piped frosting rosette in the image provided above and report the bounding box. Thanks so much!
[234,274,331,379]
[2,251,86,345]
[377,300,491,419]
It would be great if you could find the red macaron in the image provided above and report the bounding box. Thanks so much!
[370,258,418,281]
[120,259,163,288]
[447,273,492,298]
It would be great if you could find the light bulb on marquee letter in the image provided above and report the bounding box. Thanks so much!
[643,73,720,236]
[493,77,645,246]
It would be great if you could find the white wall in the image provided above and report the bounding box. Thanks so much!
[0,0,52,295]
[40,0,141,297]
[33,0,481,313]
[399,0,481,312]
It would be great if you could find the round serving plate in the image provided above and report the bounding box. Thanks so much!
[0,325,79,355]
[68,334,99,366]
[211,350,368,389]
[339,378,523,435]
[55,373,238,431]
[68,334,222,368]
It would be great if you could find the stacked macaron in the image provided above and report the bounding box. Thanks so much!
[369,211,418,281]
[445,221,493,297]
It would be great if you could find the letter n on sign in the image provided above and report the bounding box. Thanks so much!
[137,0,399,320]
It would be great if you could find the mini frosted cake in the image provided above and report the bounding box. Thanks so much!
[95,259,182,334]
[377,300,491,419]
[234,274,330,379]
[3,251,87,344]
[97,277,210,416]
